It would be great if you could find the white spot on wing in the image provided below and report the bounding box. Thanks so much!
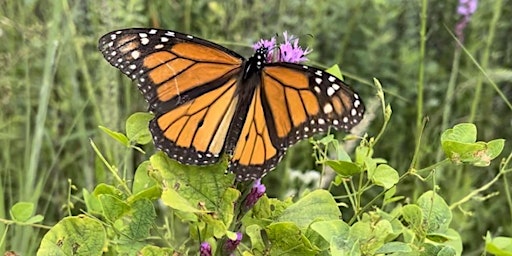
[327,87,335,96]
[131,50,140,59]
[323,103,333,114]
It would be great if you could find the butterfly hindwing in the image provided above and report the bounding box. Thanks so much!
[230,63,364,180]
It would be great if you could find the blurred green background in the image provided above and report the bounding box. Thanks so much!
[1,0,511,254]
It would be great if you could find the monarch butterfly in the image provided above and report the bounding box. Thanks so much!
[98,28,364,181]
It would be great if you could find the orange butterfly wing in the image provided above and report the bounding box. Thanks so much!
[99,29,244,165]
[230,63,364,180]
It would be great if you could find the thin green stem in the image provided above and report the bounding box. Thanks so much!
[415,0,428,154]
[469,0,503,122]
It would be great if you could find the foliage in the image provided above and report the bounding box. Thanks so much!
[0,0,511,255]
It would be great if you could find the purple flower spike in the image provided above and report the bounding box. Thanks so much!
[200,242,212,256]
[455,0,478,43]
[253,31,311,64]
[245,179,266,208]
[279,31,312,63]
[224,232,243,253]
[457,0,478,16]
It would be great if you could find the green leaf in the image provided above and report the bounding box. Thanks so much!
[331,234,360,256]
[375,242,413,254]
[441,123,476,143]
[401,204,423,231]
[24,215,45,224]
[138,245,175,255]
[37,215,106,256]
[151,152,233,212]
[126,112,153,145]
[441,123,504,166]
[310,220,349,244]
[417,191,452,234]
[161,187,207,213]
[246,224,265,251]
[124,199,156,239]
[83,188,102,215]
[277,190,341,229]
[485,232,512,256]
[93,183,123,198]
[99,125,129,146]
[368,164,399,189]
[132,161,154,194]
[349,219,393,255]
[10,202,35,222]
[98,194,130,222]
[326,65,344,80]
[265,222,319,255]
[325,160,362,177]
[443,229,463,255]
[472,139,505,166]
[219,187,240,226]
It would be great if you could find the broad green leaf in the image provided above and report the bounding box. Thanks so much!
[266,222,319,255]
[10,202,35,222]
[151,152,233,212]
[485,232,512,256]
[325,160,362,177]
[126,112,153,145]
[25,215,45,224]
[37,215,106,256]
[138,245,175,255]
[417,191,452,233]
[277,190,341,229]
[132,161,156,194]
[310,220,349,244]
[375,242,413,254]
[441,123,476,143]
[93,183,123,198]
[161,187,207,213]
[331,235,360,256]
[401,204,423,231]
[472,139,505,166]
[246,224,265,251]
[98,194,130,222]
[83,188,102,215]
[219,187,240,226]
[441,123,504,166]
[99,125,129,146]
[349,220,393,255]
[124,199,156,239]
[369,164,399,189]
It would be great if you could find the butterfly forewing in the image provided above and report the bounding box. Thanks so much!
[98,28,245,165]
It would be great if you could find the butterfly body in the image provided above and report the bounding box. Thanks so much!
[99,28,364,181]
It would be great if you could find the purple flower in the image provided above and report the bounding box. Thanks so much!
[223,232,243,253]
[455,0,478,43]
[457,0,478,16]
[252,31,312,63]
[200,242,212,256]
[245,179,266,209]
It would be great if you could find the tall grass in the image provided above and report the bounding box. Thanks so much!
[0,0,510,254]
